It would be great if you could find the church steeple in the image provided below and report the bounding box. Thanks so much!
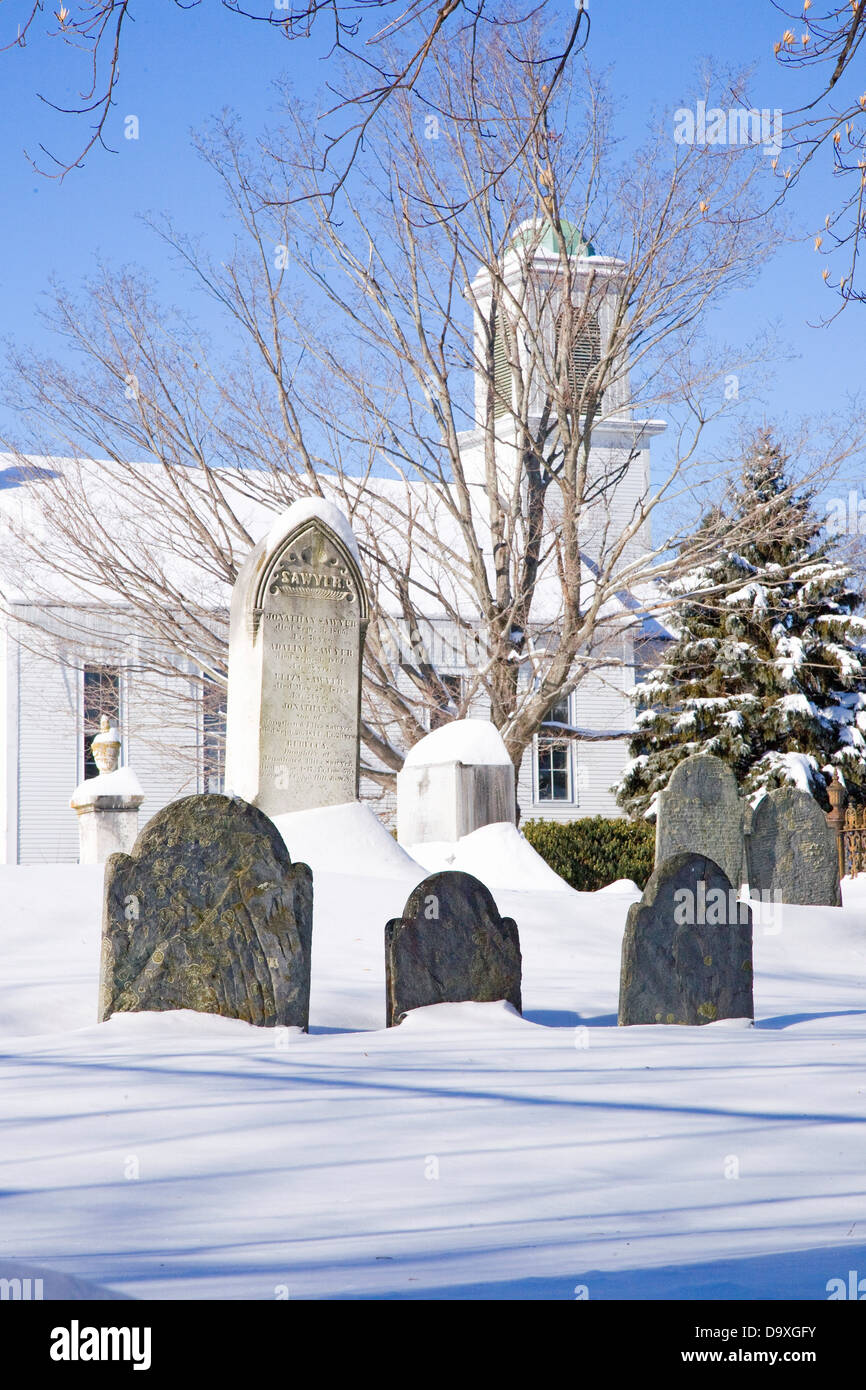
[510,218,596,259]
[466,217,628,431]
[458,217,666,573]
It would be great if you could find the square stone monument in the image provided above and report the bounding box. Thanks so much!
[397,719,516,846]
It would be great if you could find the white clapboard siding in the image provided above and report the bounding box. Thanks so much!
[365,628,639,831]
[17,645,81,864]
[123,668,203,831]
[517,737,630,824]
[518,634,635,823]
[10,603,208,862]
[540,442,652,575]
[0,617,16,864]
[359,775,397,830]
[7,592,644,860]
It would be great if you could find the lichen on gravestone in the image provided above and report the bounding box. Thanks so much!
[618,851,753,1027]
[747,786,841,906]
[385,870,522,1027]
[655,753,746,890]
[99,793,313,1029]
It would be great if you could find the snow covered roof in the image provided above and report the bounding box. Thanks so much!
[0,453,669,635]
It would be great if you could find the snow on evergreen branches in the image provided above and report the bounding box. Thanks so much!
[616,430,866,817]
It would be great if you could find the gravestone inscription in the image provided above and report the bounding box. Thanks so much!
[747,786,841,906]
[619,852,754,1026]
[385,870,522,1026]
[99,794,313,1029]
[224,500,369,818]
[655,753,745,890]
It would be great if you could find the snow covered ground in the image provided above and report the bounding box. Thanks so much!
[1,833,865,1301]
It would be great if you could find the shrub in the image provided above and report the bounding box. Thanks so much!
[522,816,655,892]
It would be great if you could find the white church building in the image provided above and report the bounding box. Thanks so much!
[0,223,670,864]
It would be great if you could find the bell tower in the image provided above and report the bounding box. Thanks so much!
[458,218,665,567]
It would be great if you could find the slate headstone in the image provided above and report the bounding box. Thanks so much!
[618,852,753,1026]
[385,870,522,1027]
[655,753,745,890]
[747,787,841,906]
[99,793,313,1029]
[224,499,369,818]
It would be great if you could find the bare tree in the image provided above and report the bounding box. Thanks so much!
[2,0,587,201]
[2,17,823,794]
[771,1,866,305]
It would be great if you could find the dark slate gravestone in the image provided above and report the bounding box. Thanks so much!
[655,753,745,891]
[619,852,753,1026]
[747,787,841,906]
[99,794,313,1029]
[385,870,521,1027]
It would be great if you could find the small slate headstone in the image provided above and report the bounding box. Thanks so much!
[747,786,841,906]
[99,794,313,1029]
[385,870,521,1027]
[655,753,745,890]
[619,852,753,1026]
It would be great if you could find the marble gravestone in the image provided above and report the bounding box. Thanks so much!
[747,787,841,906]
[397,719,517,846]
[619,852,754,1026]
[225,499,369,819]
[655,753,745,891]
[99,794,313,1029]
[385,870,522,1027]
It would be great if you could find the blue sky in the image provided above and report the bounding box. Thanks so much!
[0,1,861,493]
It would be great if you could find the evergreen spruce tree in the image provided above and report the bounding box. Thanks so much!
[617,429,866,818]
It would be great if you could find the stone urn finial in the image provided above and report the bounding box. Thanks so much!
[826,769,848,880]
[92,714,121,775]
[827,768,847,824]
[71,714,144,864]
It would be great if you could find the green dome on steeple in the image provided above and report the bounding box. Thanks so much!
[510,218,596,257]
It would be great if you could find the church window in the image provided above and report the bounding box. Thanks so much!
[430,674,463,730]
[82,665,121,780]
[202,676,227,793]
[535,695,573,802]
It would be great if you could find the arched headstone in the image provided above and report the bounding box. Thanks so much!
[385,870,521,1026]
[99,794,313,1029]
[619,852,753,1026]
[225,500,369,818]
[655,753,745,890]
[748,787,841,906]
